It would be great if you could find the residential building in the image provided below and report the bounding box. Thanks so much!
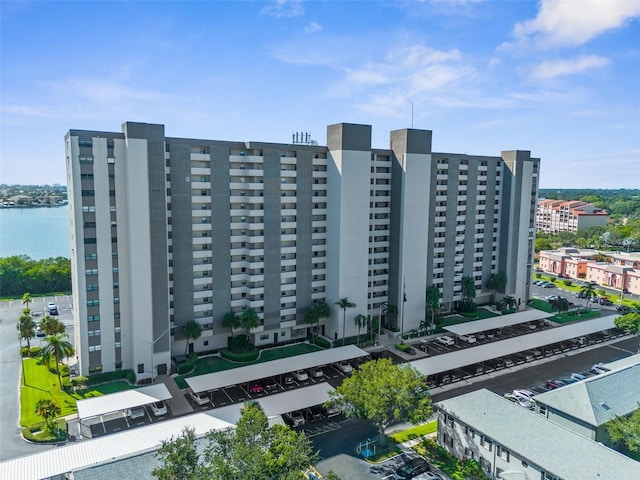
[533,357,640,449]
[66,122,539,377]
[536,199,608,234]
[436,389,640,480]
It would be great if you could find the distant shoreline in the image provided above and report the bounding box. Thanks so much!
[0,204,67,209]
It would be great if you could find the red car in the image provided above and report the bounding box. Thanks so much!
[545,379,566,389]
[248,382,264,394]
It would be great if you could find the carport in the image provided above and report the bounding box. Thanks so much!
[0,414,232,480]
[186,344,368,394]
[443,309,553,337]
[77,383,172,438]
[207,382,335,424]
[411,315,621,378]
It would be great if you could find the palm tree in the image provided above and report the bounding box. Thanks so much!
[35,398,61,435]
[22,292,33,310]
[240,308,260,336]
[353,314,367,344]
[502,295,516,310]
[304,300,330,342]
[222,311,240,338]
[460,276,477,312]
[485,272,507,304]
[39,315,65,336]
[550,297,570,314]
[41,333,75,390]
[181,320,203,355]
[580,283,597,310]
[425,285,440,332]
[335,298,356,346]
[384,304,398,329]
[17,309,36,350]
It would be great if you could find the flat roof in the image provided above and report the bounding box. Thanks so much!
[207,382,335,424]
[444,309,552,336]
[77,383,172,420]
[186,345,368,393]
[0,413,232,480]
[411,315,620,376]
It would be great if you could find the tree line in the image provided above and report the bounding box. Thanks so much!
[0,255,71,297]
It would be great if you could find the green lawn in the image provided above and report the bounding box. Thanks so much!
[391,420,438,443]
[174,343,323,389]
[20,358,136,426]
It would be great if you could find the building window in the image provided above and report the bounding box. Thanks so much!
[260,334,269,340]
[138,364,144,374]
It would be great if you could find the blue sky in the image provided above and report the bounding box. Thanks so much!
[1,0,639,188]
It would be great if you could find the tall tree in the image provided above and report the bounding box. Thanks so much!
[304,300,330,342]
[549,297,570,314]
[35,398,61,436]
[460,276,477,312]
[239,308,260,335]
[486,272,507,304]
[425,285,440,332]
[353,314,367,344]
[41,333,75,390]
[198,401,319,480]
[153,427,202,480]
[580,283,597,309]
[614,313,640,353]
[21,292,33,310]
[39,315,65,336]
[335,298,356,346]
[606,405,640,454]
[181,320,203,355]
[384,304,398,329]
[17,309,36,350]
[327,358,432,446]
[221,311,240,338]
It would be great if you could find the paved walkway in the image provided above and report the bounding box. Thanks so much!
[157,375,193,417]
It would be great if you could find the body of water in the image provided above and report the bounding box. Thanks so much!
[0,205,70,259]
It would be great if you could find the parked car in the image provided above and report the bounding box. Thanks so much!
[189,391,210,405]
[544,295,558,302]
[616,305,631,313]
[127,406,145,419]
[504,393,535,410]
[543,283,556,288]
[558,376,578,385]
[47,302,59,315]
[598,298,613,306]
[623,288,630,294]
[575,291,585,298]
[264,378,279,391]
[435,336,455,346]
[545,379,566,389]
[150,401,168,416]
[309,367,324,378]
[414,472,443,480]
[324,403,340,417]
[512,389,536,402]
[284,410,306,427]
[35,326,45,337]
[248,382,264,394]
[571,372,587,381]
[283,375,294,386]
[337,361,353,373]
[592,363,610,374]
[458,334,477,344]
[294,370,309,381]
[394,458,430,479]
[306,405,325,421]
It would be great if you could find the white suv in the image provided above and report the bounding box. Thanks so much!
[436,336,455,346]
[190,391,210,406]
[458,334,477,344]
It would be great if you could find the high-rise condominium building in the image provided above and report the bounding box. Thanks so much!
[66,122,539,377]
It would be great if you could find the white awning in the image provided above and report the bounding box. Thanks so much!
[411,315,620,376]
[0,413,232,480]
[186,345,368,393]
[444,309,553,336]
[77,383,172,420]
[207,382,335,423]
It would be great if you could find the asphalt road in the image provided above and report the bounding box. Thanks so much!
[0,295,73,461]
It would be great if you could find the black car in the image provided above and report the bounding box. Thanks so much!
[598,298,613,306]
[616,305,631,313]
[394,458,430,479]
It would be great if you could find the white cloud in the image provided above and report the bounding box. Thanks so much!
[261,0,304,18]
[511,0,640,49]
[304,21,322,34]
[531,55,610,80]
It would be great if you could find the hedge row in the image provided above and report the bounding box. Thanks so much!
[22,419,67,443]
[220,348,260,363]
[177,352,198,374]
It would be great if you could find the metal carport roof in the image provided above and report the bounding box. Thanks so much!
[186,344,368,393]
[0,413,232,480]
[207,382,335,424]
[77,383,172,420]
[411,315,620,376]
[443,309,553,336]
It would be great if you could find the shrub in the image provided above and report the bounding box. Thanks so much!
[86,369,135,386]
[227,334,253,354]
[459,311,479,319]
[177,352,198,374]
[22,419,67,443]
[563,280,573,286]
[220,348,259,363]
[312,336,331,349]
[71,376,88,388]
[501,308,516,315]
[395,343,411,352]
[534,272,542,279]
